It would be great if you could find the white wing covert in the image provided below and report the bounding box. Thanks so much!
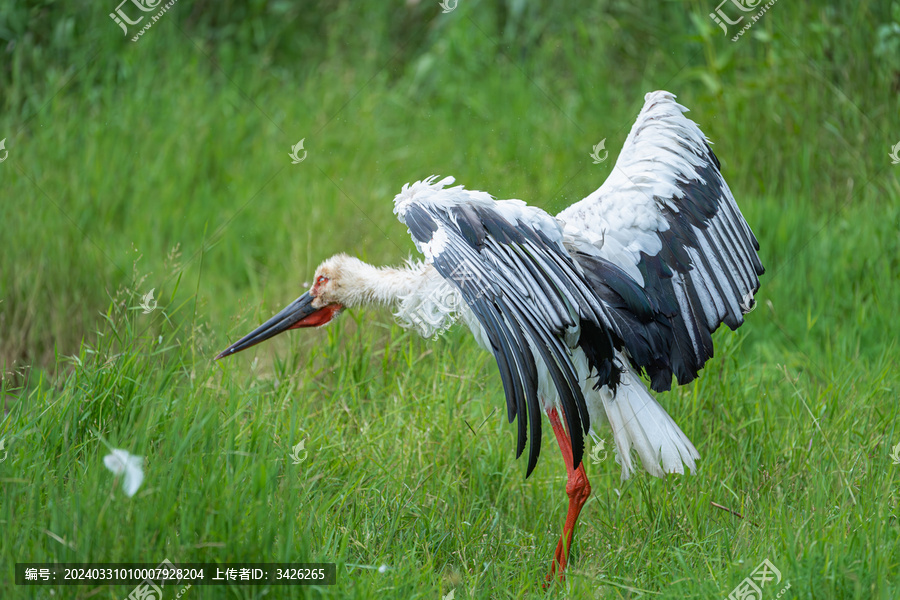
[559,91,765,392]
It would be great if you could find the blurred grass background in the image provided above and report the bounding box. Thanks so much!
[1,1,899,598]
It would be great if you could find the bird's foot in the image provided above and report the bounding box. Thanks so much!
[544,532,573,584]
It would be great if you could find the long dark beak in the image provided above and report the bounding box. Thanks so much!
[216,292,319,360]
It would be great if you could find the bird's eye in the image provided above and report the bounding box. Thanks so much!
[316,276,328,285]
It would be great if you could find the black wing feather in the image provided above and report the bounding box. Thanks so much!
[405,200,623,476]
[566,111,765,392]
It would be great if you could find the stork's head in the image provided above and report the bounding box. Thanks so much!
[215,254,356,360]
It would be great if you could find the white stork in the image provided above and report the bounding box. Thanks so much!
[216,91,764,580]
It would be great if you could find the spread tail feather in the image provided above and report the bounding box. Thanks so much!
[597,368,700,481]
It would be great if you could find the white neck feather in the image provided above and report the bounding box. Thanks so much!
[332,256,464,338]
[334,259,421,308]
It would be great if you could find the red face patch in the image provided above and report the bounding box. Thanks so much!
[289,304,343,328]
[311,275,329,297]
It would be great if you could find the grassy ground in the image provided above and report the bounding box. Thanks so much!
[2,1,899,598]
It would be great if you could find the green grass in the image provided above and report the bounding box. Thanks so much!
[2,1,900,598]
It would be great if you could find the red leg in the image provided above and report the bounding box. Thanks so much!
[545,407,592,583]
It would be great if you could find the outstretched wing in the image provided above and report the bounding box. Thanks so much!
[559,91,765,392]
[394,178,649,477]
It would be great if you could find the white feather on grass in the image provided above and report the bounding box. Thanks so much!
[103,449,144,497]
